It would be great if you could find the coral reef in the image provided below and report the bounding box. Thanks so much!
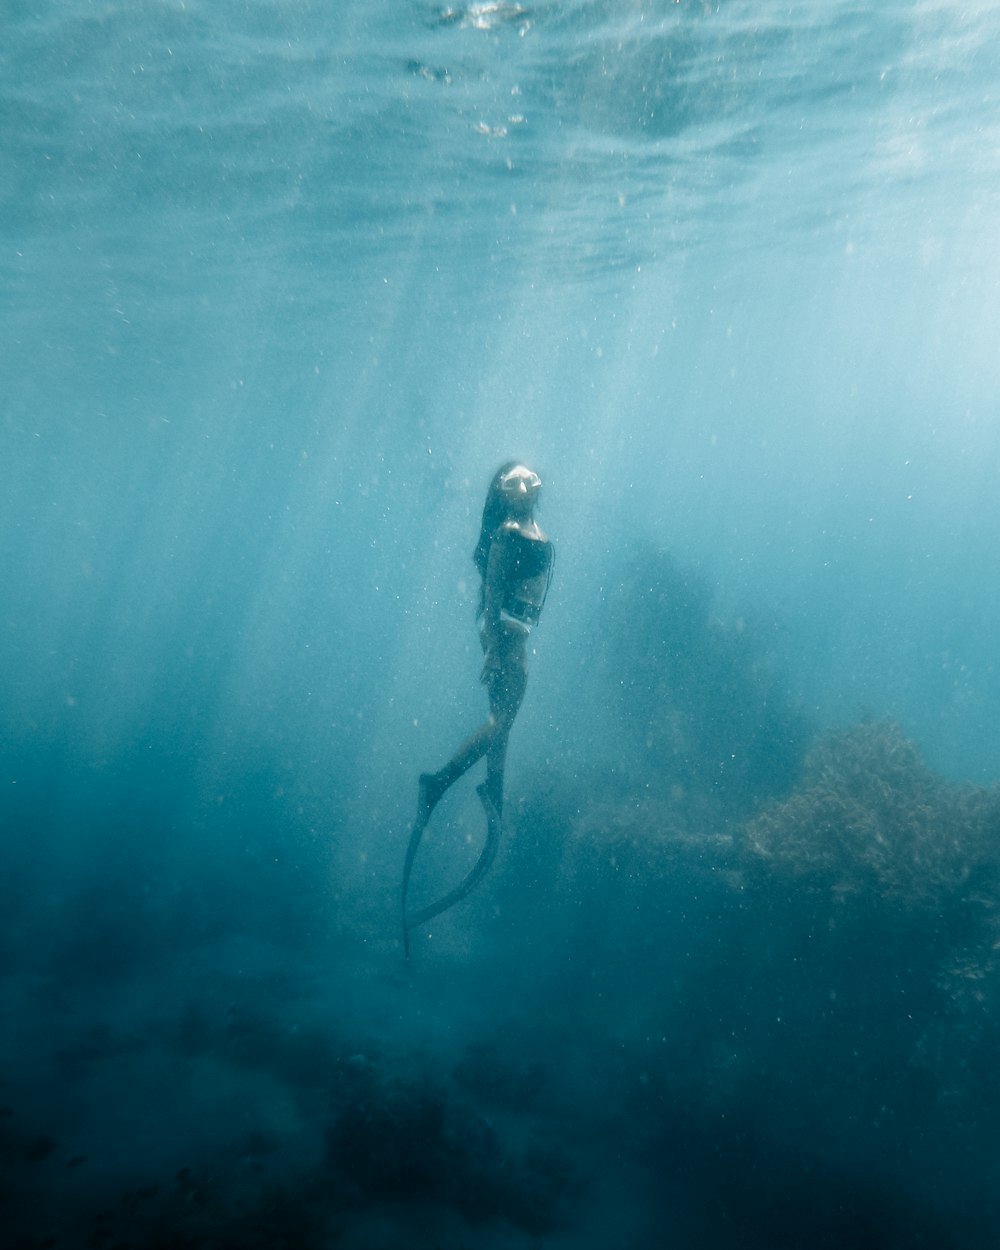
[742,718,1000,1090]
[519,715,1000,1246]
[744,718,1000,907]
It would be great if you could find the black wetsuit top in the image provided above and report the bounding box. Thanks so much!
[502,527,553,581]
[496,527,554,624]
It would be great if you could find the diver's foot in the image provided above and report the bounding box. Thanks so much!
[475,781,503,826]
[417,772,446,823]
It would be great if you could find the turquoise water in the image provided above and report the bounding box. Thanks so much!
[4,3,1000,1245]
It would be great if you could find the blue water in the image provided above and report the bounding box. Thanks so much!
[4,2,1000,1245]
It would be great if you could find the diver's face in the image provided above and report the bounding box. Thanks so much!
[500,466,541,515]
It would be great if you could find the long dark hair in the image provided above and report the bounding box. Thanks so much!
[473,460,523,617]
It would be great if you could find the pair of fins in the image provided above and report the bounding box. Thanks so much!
[401,778,501,958]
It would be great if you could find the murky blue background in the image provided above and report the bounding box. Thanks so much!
[3,2,1000,1245]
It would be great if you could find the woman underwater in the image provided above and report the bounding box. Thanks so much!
[401,462,554,954]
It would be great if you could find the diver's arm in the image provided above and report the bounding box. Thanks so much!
[480,536,507,678]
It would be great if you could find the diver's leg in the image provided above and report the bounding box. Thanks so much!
[418,629,525,822]
[417,717,494,822]
[481,646,527,818]
[406,640,527,949]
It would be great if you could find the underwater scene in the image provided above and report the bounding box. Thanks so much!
[4,1,1000,1246]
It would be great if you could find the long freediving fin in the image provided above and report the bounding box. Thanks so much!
[401,815,425,958]
[403,781,502,950]
[401,776,438,957]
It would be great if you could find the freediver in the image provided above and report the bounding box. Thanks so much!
[401,462,554,954]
